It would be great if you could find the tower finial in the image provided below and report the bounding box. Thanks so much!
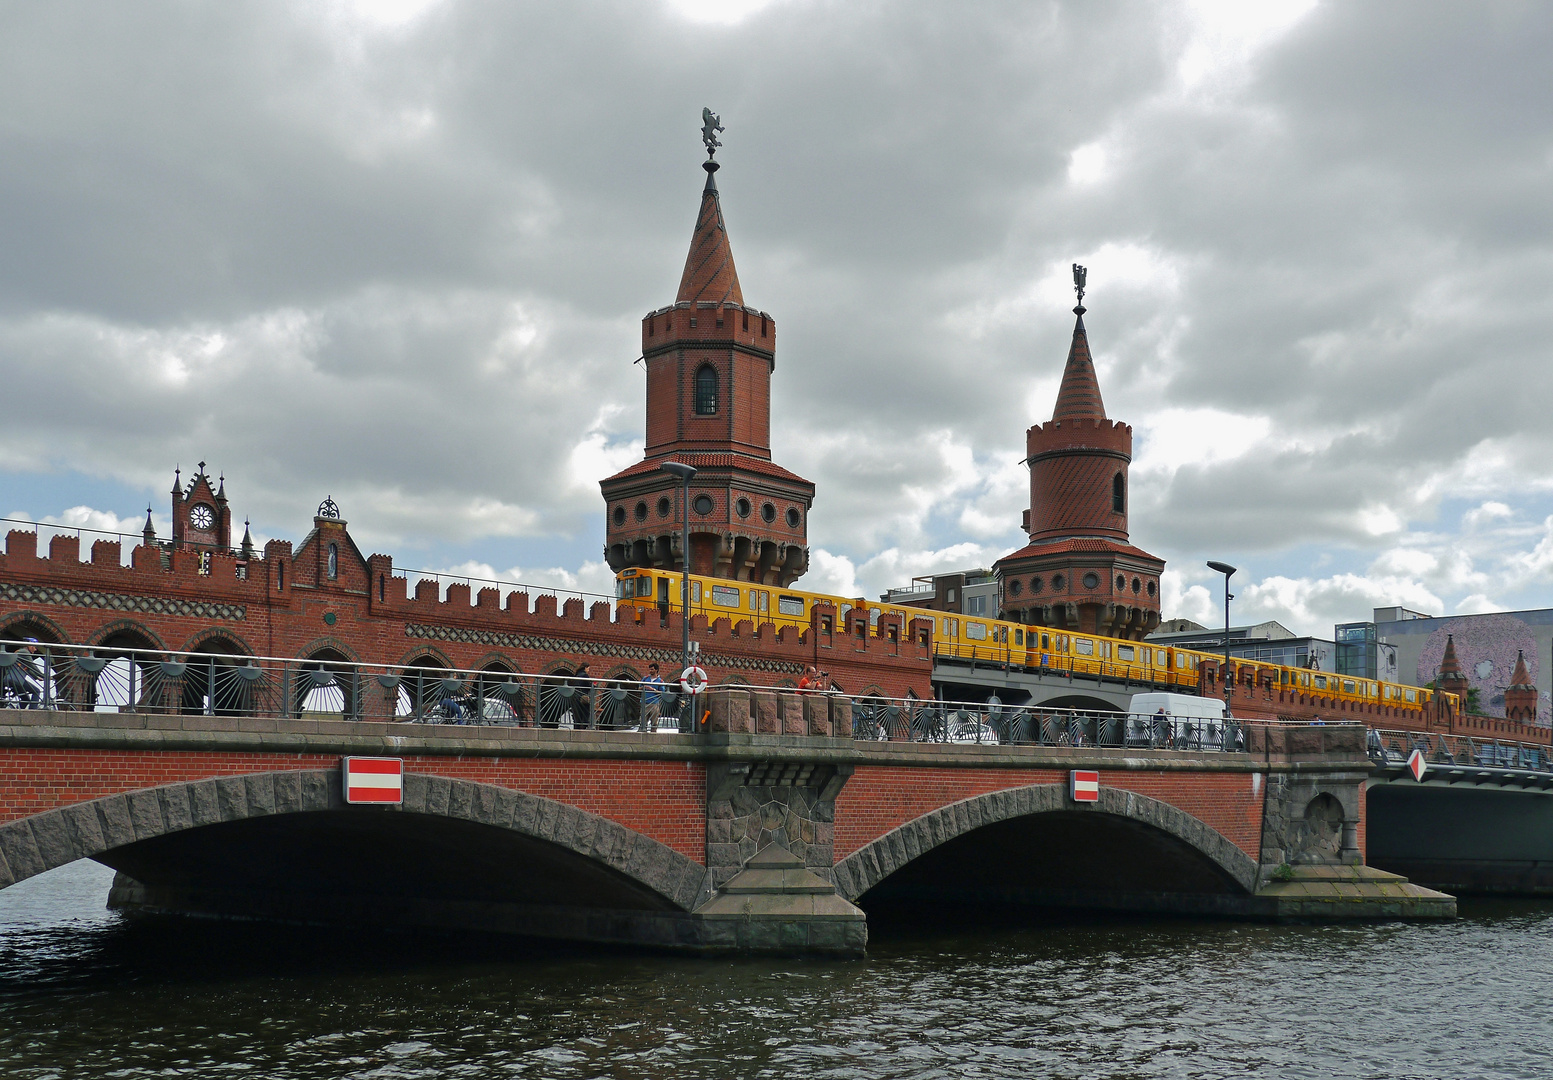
[701,107,724,161]
[1072,263,1087,314]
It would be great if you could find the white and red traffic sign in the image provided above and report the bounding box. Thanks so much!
[1070,770,1100,803]
[1406,748,1428,782]
[343,757,404,804]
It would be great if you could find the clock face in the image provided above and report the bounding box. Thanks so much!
[189,504,215,531]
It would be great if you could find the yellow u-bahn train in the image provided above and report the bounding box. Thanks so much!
[614,566,1448,713]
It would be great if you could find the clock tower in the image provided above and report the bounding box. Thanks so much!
[170,462,232,552]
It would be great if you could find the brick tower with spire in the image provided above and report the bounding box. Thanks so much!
[600,122,815,585]
[1438,633,1471,709]
[994,269,1164,639]
[1504,649,1537,722]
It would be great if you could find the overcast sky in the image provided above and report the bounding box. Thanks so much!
[4,0,1553,638]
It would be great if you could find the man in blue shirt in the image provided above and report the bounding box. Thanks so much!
[640,663,666,732]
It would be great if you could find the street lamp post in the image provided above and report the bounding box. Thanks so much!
[1206,561,1237,717]
[659,461,698,683]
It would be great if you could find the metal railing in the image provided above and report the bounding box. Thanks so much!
[0,641,698,732]
[849,693,1246,751]
[1367,728,1553,774]
[0,640,1262,753]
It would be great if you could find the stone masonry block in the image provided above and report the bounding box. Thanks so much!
[804,695,831,737]
[60,803,106,857]
[752,691,779,735]
[94,795,136,849]
[831,697,852,739]
[423,775,453,817]
[447,780,475,821]
[298,770,333,812]
[158,785,194,833]
[214,776,250,821]
[0,822,45,883]
[243,773,277,817]
[187,780,222,827]
[126,789,167,841]
[781,693,805,735]
[0,842,12,890]
[27,810,75,869]
[271,772,303,816]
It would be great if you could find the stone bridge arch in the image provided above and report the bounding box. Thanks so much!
[832,783,1259,904]
[0,770,710,914]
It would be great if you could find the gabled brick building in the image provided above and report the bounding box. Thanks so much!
[599,155,815,586]
[994,292,1165,639]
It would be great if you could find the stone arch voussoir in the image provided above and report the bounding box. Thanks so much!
[830,783,1259,902]
[0,770,709,913]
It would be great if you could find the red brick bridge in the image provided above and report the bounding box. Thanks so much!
[0,699,1452,955]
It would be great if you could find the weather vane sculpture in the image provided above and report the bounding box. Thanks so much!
[1072,263,1087,310]
[701,107,724,159]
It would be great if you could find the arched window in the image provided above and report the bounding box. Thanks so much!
[1112,472,1125,514]
[327,543,339,579]
[694,365,718,415]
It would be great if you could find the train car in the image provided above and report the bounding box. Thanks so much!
[614,568,1451,713]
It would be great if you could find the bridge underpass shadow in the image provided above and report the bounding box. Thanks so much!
[853,810,1252,928]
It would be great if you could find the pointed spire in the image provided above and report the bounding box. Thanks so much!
[172,466,181,495]
[216,473,227,501]
[1440,633,1461,676]
[675,160,744,308]
[240,518,254,558]
[1051,306,1106,422]
[142,506,156,545]
[1510,649,1533,688]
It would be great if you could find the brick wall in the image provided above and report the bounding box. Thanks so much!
[0,747,706,862]
[833,764,1265,862]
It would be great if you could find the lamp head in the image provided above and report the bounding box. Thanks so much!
[1206,561,1237,578]
[659,461,697,482]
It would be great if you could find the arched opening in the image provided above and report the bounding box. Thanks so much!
[83,627,164,713]
[295,648,362,721]
[694,364,718,415]
[1112,472,1125,514]
[0,619,64,709]
[182,635,261,716]
[475,661,524,724]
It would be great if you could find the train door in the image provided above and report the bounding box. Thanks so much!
[657,576,670,619]
[752,589,770,624]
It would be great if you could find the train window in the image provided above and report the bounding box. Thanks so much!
[1100,642,1111,658]
[1118,645,1134,661]
[1405,688,1417,703]
[1074,639,1094,656]
[691,581,702,604]
[1157,650,1168,665]
[777,595,804,617]
[1041,634,1050,649]
[617,579,632,599]
[966,623,987,640]
[1342,679,1355,694]
[1314,675,1327,690]
[1015,630,1024,646]
[634,577,649,597]
[711,585,741,608]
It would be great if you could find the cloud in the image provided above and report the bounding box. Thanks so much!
[5,0,1553,640]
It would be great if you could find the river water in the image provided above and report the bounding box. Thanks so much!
[1,861,1550,1079]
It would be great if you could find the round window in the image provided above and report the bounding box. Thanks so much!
[1084,572,1100,589]
[1147,580,1156,597]
[1052,574,1064,590]
[612,506,625,527]
[786,507,801,528]
[761,502,776,523]
[1116,575,1126,590]
[635,501,648,522]
[1031,577,1042,593]
[657,496,672,518]
[735,497,751,518]
[693,494,715,516]
[1008,579,1022,596]
[1132,577,1141,594]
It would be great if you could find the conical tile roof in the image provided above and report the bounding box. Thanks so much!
[675,164,743,307]
[1051,308,1105,421]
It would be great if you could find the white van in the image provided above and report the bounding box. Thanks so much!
[1126,692,1231,750]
